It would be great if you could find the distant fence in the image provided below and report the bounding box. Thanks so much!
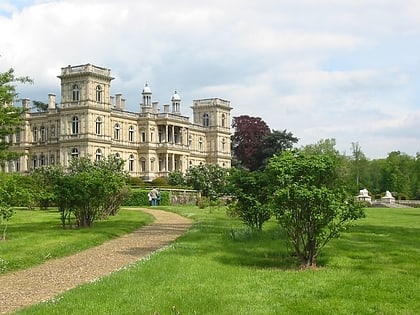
[396,200,420,208]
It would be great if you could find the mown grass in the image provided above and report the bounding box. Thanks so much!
[11,206,420,314]
[0,208,153,274]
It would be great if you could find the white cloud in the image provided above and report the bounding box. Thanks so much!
[1,0,419,159]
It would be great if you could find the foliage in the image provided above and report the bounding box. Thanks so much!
[168,169,186,186]
[226,168,271,230]
[127,176,145,187]
[32,100,49,112]
[151,176,168,187]
[185,164,228,201]
[36,156,129,228]
[266,148,365,267]
[231,115,299,171]
[122,189,170,207]
[259,129,299,168]
[231,115,270,170]
[0,68,32,171]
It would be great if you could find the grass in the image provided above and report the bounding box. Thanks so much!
[8,206,420,314]
[0,207,153,274]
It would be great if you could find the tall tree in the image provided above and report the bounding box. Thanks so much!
[0,68,32,171]
[259,129,299,168]
[231,115,270,171]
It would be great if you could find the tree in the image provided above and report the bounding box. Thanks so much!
[168,169,186,187]
[226,168,271,230]
[37,156,129,228]
[185,164,228,202]
[0,68,32,171]
[231,115,270,171]
[266,148,365,268]
[259,129,299,168]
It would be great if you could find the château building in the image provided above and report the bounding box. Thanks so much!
[7,64,232,181]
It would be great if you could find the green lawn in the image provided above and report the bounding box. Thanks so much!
[9,206,420,314]
[0,208,153,273]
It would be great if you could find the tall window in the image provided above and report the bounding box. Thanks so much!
[15,131,21,144]
[203,113,209,127]
[221,114,226,127]
[128,126,134,142]
[72,116,79,134]
[32,156,37,168]
[96,117,102,135]
[71,147,79,158]
[33,127,38,142]
[114,123,120,140]
[129,154,135,171]
[40,126,46,142]
[40,155,45,166]
[198,137,203,151]
[50,155,55,165]
[141,159,146,172]
[95,85,102,102]
[222,138,226,151]
[15,159,20,172]
[95,148,102,161]
[72,84,80,101]
[141,132,146,142]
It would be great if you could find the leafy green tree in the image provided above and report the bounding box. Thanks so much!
[0,68,32,171]
[259,129,299,168]
[185,164,228,202]
[168,169,186,187]
[266,148,365,268]
[38,156,129,228]
[226,168,271,230]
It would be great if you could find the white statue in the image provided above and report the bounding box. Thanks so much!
[385,190,392,198]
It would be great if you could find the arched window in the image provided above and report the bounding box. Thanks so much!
[221,114,226,127]
[72,84,80,101]
[128,125,134,142]
[96,117,102,135]
[114,123,120,140]
[202,113,209,127]
[95,85,102,102]
[222,138,226,151]
[129,154,135,171]
[71,148,79,158]
[72,116,79,134]
[95,148,102,161]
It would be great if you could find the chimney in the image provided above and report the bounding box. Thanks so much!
[22,98,30,109]
[115,93,122,109]
[164,104,170,113]
[48,93,56,109]
[121,98,126,110]
[110,95,115,107]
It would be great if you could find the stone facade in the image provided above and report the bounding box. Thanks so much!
[7,64,232,181]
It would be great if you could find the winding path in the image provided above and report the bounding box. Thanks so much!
[0,208,193,314]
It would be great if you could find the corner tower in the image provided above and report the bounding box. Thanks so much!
[191,98,232,167]
[58,64,114,109]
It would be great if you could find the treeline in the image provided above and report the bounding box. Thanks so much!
[231,116,420,200]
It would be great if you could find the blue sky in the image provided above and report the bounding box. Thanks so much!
[1,0,419,159]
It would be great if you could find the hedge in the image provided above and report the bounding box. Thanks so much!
[122,189,170,206]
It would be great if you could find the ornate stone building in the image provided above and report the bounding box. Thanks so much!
[8,64,232,180]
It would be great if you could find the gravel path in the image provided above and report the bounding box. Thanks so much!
[0,208,192,314]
